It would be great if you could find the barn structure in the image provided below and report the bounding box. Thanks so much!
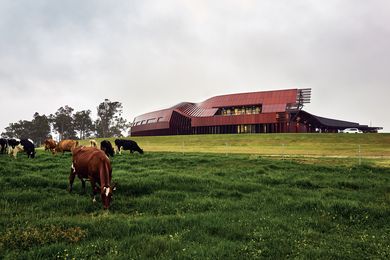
[130,88,381,136]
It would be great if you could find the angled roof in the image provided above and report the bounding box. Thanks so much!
[171,102,218,117]
[297,110,382,131]
[133,88,301,124]
[312,114,359,128]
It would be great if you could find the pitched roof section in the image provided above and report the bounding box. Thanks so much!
[313,114,359,128]
[297,110,382,131]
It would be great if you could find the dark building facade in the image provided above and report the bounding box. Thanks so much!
[131,88,381,136]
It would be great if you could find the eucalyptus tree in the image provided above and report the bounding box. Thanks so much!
[73,110,94,139]
[50,106,76,140]
[96,99,128,138]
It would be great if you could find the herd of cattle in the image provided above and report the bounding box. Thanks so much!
[0,138,144,209]
[0,138,144,158]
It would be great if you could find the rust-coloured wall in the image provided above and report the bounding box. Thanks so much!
[192,113,277,127]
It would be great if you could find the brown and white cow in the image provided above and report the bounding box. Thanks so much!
[44,139,57,154]
[55,139,79,155]
[68,146,115,209]
[89,139,97,148]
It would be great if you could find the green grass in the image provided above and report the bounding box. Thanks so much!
[81,133,390,159]
[1,140,390,259]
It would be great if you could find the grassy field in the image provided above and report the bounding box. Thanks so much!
[81,133,390,166]
[1,134,389,259]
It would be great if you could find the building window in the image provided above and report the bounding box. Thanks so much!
[146,118,157,124]
[217,105,262,116]
[238,124,254,133]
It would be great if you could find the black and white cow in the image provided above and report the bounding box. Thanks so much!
[20,139,36,158]
[100,140,115,157]
[0,138,8,154]
[10,139,36,158]
[114,139,144,154]
[7,138,20,149]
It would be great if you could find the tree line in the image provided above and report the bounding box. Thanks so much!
[1,99,129,145]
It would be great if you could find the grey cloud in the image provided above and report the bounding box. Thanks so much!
[0,0,389,132]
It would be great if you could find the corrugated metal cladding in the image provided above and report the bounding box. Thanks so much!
[198,89,298,108]
[192,113,277,127]
[130,88,381,136]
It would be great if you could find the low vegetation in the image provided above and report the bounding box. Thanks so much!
[1,134,389,258]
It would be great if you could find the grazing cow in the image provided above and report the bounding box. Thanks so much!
[114,139,144,154]
[20,139,36,158]
[100,140,114,157]
[7,138,20,155]
[90,139,97,147]
[7,138,20,149]
[55,140,79,155]
[10,139,36,158]
[0,138,8,154]
[10,144,24,158]
[44,139,57,154]
[69,146,114,209]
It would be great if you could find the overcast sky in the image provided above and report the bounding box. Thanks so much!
[1,0,389,134]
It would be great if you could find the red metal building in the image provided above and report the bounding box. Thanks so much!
[130,88,381,136]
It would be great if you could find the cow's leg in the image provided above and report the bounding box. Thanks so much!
[90,179,99,203]
[68,163,76,192]
[77,176,86,193]
[12,147,19,159]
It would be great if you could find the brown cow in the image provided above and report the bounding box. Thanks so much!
[44,139,57,154]
[55,139,79,155]
[68,146,114,209]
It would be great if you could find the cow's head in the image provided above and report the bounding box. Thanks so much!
[101,184,116,209]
